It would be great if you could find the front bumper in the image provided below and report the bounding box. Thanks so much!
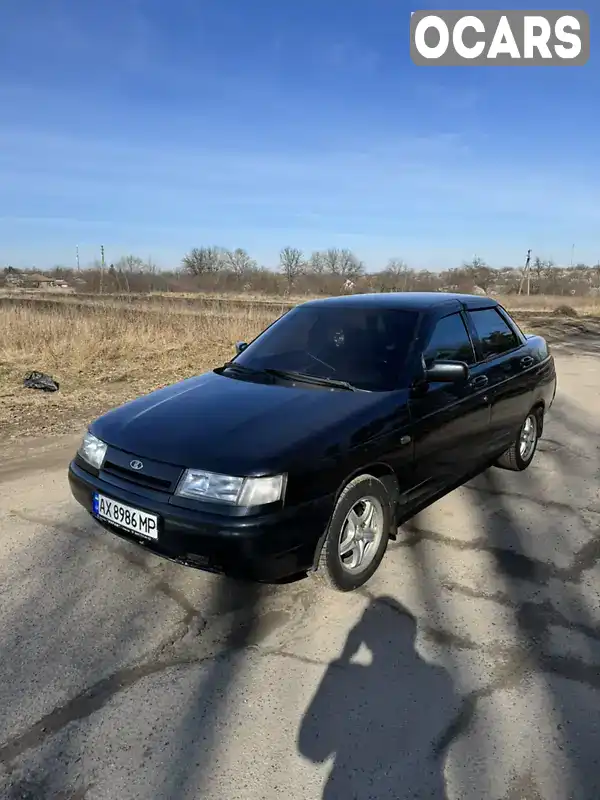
[68,461,333,582]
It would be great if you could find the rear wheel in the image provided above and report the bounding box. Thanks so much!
[494,408,541,471]
[314,474,392,592]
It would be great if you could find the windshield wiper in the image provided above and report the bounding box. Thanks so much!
[217,362,276,380]
[220,362,258,374]
[219,362,358,391]
[262,368,358,392]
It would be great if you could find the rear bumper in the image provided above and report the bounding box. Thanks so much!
[68,461,333,582]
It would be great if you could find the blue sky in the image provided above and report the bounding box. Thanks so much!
[0,0,598,271]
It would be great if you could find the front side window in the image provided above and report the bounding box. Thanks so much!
[423,312,475,366]
[232,305,419,391]
[469,308,520,359]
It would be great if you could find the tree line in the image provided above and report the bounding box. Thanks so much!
[3,248,600,297]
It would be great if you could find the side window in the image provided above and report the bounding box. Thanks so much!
[498,305,526,339]
[469,308,521,359]
[423,313,475,366]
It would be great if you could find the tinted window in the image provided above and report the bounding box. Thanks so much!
[423,313,475,366]
[469,308,520,359]
[499,305,526,338]
[233,305,419,391]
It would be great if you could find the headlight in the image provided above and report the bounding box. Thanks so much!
[175,469,285,506]
[78,431,108,469]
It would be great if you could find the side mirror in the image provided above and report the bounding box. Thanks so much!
[235,341,248,355]
[424,360,469,383]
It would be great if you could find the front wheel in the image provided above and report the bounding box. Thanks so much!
[314,474,392,592]
[494,409,541,471]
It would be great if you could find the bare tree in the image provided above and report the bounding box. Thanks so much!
[338,249,365,280]
[414,269,440,291]
[224,248,256,277]
[464,255,487,270]
[144,257,158,275]
[182,246,226,276]
[532,256,545,290]
[117,266,130,293]
[130,245,600,298]
[382,258,412,290]
[307,251,325,274]
[116,255,145,273]
[279,246,305,288]
[321,247,364,279]
[322,248,344,275]
[461,255,496,292]
[540,262,566,295]
[319,249,335,274]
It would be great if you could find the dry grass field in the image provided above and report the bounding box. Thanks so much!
[1,291,599,441]
[0,296,280,440]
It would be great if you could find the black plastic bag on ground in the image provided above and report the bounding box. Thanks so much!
[23,371,60,392]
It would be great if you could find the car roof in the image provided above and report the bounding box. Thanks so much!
[300,291,498,312]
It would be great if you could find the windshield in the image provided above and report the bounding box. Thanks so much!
[232,305,419,391]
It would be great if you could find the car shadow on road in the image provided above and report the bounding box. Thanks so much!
[297,595,461,799]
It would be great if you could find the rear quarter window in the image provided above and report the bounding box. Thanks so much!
[497,304,527,339]
[469,307,521,359]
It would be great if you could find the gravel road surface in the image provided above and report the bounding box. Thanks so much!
[1,348,599,800]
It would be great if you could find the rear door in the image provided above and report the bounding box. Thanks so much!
[464,305,534,457]
[408,308,492,498]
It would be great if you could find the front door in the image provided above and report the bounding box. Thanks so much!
[409,310,491,499]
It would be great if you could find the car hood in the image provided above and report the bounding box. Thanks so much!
[90,370,392,474]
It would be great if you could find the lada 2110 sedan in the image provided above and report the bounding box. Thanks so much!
[68,292,557,592]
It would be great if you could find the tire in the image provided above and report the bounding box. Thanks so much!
[494,408,542,472]
[314,474,392,592]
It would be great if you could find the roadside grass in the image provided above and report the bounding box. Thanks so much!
[1,292,599,441]
[499,294,600,315]
[0,299,278,440]
[3,289,600,315]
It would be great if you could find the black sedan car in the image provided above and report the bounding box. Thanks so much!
[68,292,557,592]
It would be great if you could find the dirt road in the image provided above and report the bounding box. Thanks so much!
[1,349,599,799]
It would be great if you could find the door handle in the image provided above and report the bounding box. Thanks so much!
[520,356,534,368]
[470,375,488,389]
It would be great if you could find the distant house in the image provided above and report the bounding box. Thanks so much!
[440,284,488,296]
[29,274,73,290]
[4,271,26,287]
[2,271,72,290]
[25,273,55,288]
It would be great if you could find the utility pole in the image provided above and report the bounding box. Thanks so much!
[518,249,531,295]
[76,245,80,272]
[100,245,105,294]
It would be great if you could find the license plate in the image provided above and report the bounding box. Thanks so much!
[92,492,158,540]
